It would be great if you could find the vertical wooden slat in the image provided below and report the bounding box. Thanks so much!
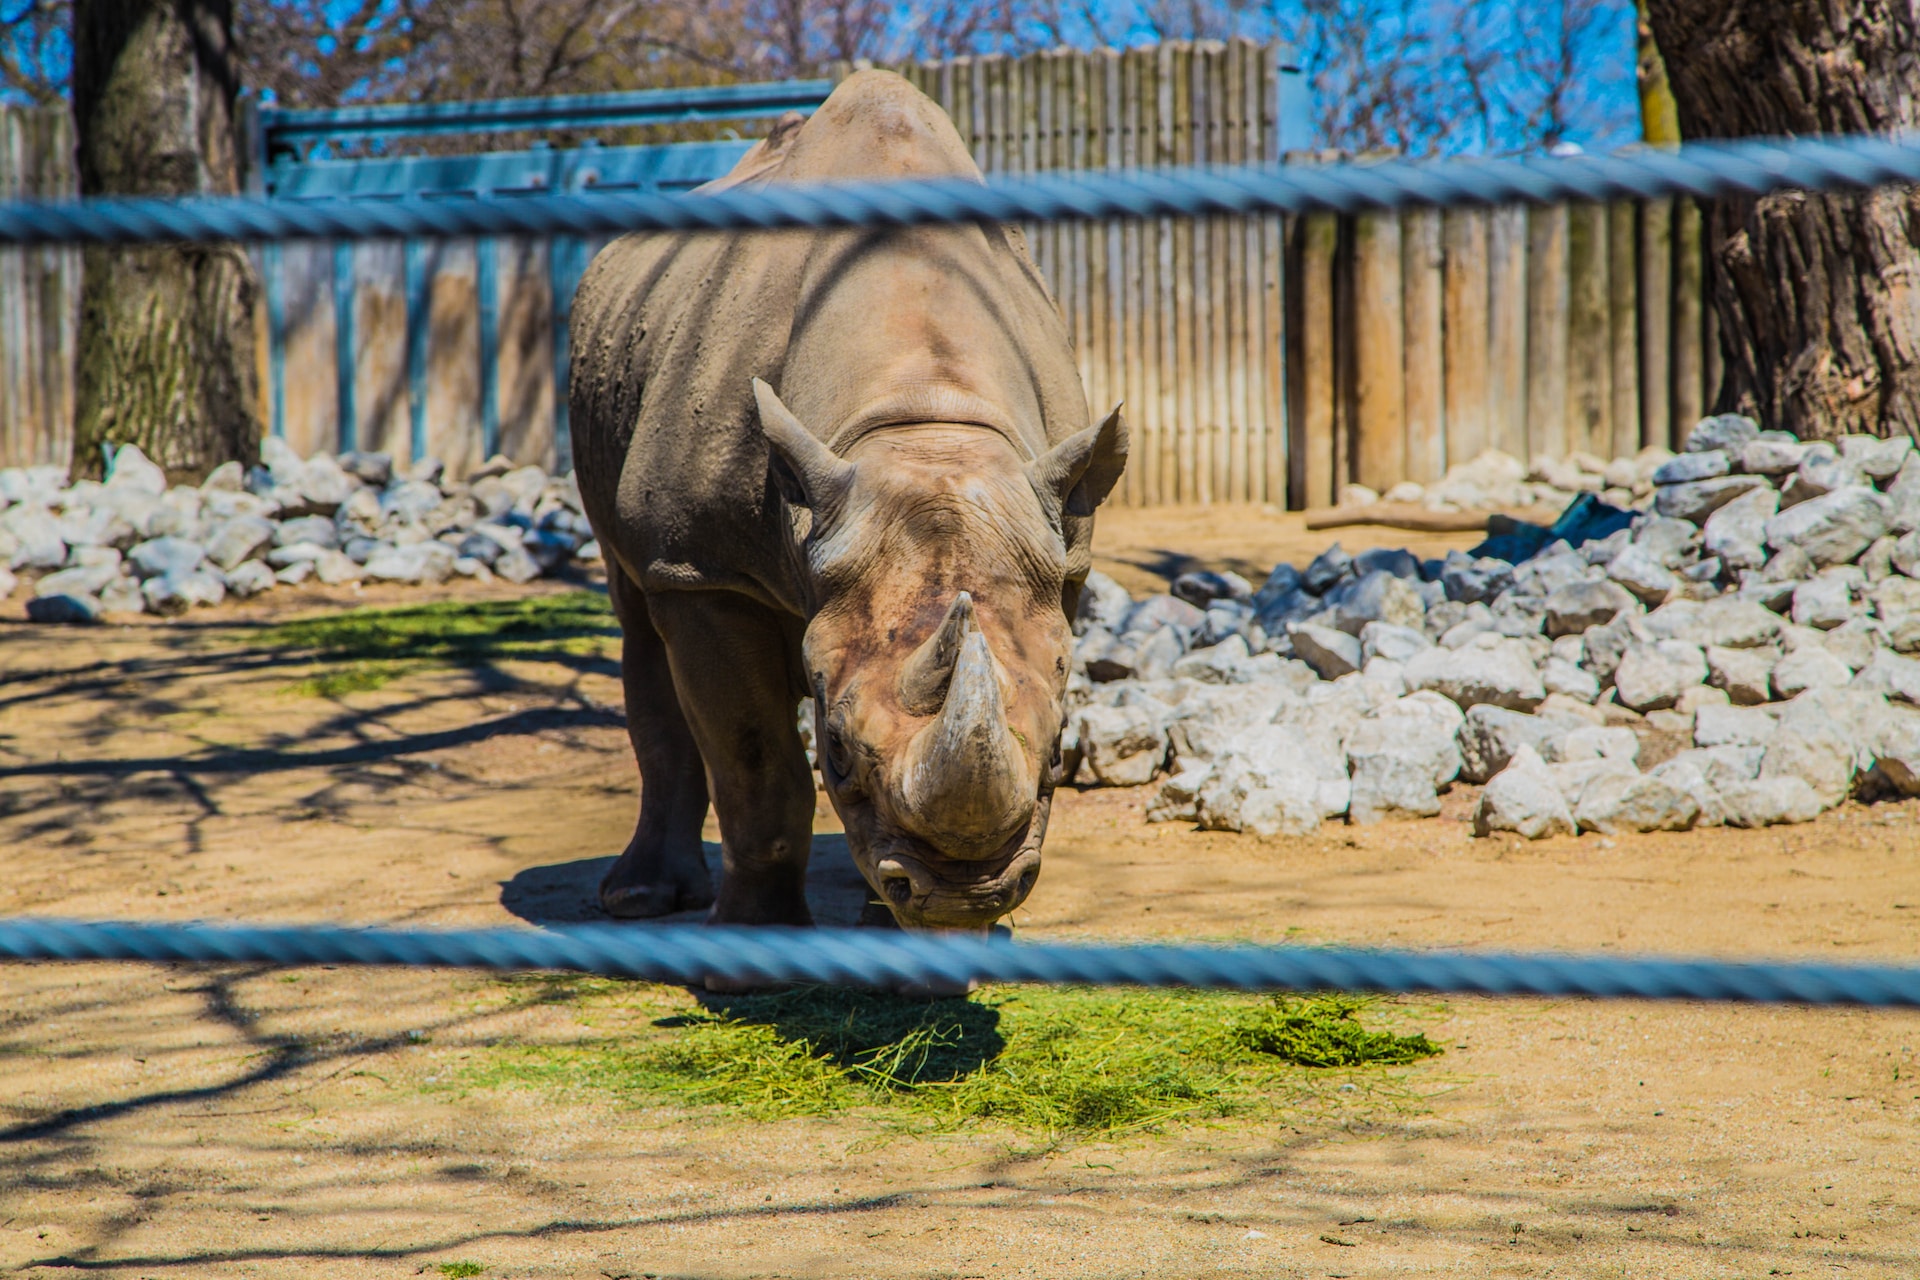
[1401,206,1445,483]
[1638,198,1673,450]
[1289,213,1340,507]
[1671,195,1705,442]
[1441,207,1490,468]
[1525,203,1570,462]
[1352,210,1405,491]
[1171,44,1200,502]
[424,238,483,478]
[1487,204,1529,461]
[1155,44,1179,504]
[496,237,554,467]
[1703,256,1723,416]
[1566,200,1611,458]
[1224,40,1251,502]
[1608,200,1641,459]
[279,241,338,456]
[353,241,410,463]
[1258,46,1287,508]
[1131,48,1160,505]
[1204,44,1233,503]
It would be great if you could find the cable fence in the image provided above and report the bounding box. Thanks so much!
[1,134,1918,246]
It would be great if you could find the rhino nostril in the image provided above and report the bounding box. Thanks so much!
[883,876,913,906]
[1015,868,1037,899]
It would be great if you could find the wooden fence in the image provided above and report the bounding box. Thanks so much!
[0,52,1720,506]
[0,107,76,469]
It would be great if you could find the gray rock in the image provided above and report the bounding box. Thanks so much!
[223,559,277,598]
[1559,724,1640,763]
[1196,761,1327,837]
[338,451,394,487]
[1737,436,1811,475]
[1848,648,1920,706]
[1760,693,1858,807]
[1612,639,1707,712]
[1132,625,1187,681]
[295,452,355,511]
[407,454,448,486]
[142,569,226,614]
[1579,609,1641,684]
[1840,432,1912,480]
[34,564,117,598]
[1705,645,1776,705]
[1146,767,1211,823]
[1344,692,1464,823]
[1886,453,1920,534]
[1302,543,1352,594]
[259,436,307,486]
[1360,620,1432,665]
[97,575,145,614]
[1758,544,1816,590]
[1871,575,1920,623]
[1543,579,1634,637]
[1170,634,1258,684]
[1441,554,1514,605]
[25,593,101,624]
[201,460,245,492]
[1764,485,1891,567]
[363,540,457,585]
[1252,562,1303,608]
[1702,484,1778,573]
[1289,622,1362,680]
[1473,745,1576,839]
[1866,707,1920,795]
[492,545,542,584]
[1170,569,1252,606]
[1771,645,1854,698]
[379,480,444,523]
[265,541,330,568]
[124,537,207,579]
[1790,574,1860,630]
[1542,656,1600,702]
[1654,474,1771,523]
[1076,704,1168,786]
[205,515,276,571]
[1820,614,1880,670]
[1124,593,1206,638]
[1076,627,1136,682]
[1686,413,1760,454]
[1717,776,1827,827]
[274,515,340,549]
[310,549,361,585]
[1573,768,1700,834]
[1402,636,1546,711]
[1075,569,1134,633]
[1682,596,1783,649]
[104,443,168,495]
[1457,705,1567,783]
[1653,450,1730,485]
[1781,445,1863,507]
[1325,569,1425,634]
[1196,599,1254,647]
[274,560,315,585]
[1606,544,1680,604]
[1693,703,1778,750]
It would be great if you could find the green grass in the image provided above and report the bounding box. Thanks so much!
[268,591,615,695]
[435,1264,485,1279]
[459,979,1443,1139]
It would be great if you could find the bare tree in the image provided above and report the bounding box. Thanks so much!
[0,0,70,105]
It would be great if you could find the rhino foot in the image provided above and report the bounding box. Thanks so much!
[598,864,715,919]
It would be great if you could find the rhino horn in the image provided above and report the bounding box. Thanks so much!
[898,591,978,716]
[899,630,1035,858]
[753,377,853,510]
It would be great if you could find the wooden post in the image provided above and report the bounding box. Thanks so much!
[1287,212,1340,508]
[1638,197,1673,449]
[1566,200,1611,458]
[1671,195,1705,442]
[1607,200,1641,458]
[1352,209,1405,491]
[353,241,410,462]
[1257,45,1287,507]
[1526,203,1570,462]
[1487,204,1529,460]
[1156,43,1181,503]
[1442,207,1491,469]
[1401,205,1445,482]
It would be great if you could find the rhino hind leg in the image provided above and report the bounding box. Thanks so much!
[647,589,816,928]
[599,570,717,919]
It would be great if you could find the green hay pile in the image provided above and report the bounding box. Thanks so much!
[267,591,614,695]
[462,979,1443,1138]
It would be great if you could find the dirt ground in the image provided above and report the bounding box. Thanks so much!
[1,506,1917,1279]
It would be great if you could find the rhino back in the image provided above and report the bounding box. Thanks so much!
[568,70,1091,613]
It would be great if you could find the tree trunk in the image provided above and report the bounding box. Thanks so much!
[1643,0,1920,442]
[72,0,260,481]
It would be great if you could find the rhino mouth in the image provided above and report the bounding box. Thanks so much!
[862,834,1042,930]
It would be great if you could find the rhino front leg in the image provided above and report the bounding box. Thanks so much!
[648,589,816,927]
[600,569,716,918]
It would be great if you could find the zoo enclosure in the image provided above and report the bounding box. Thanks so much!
[0,42,1719,505]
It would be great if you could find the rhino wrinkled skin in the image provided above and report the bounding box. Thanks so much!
[568,71,1127,932]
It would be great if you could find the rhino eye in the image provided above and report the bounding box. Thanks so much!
[824,725,852,776]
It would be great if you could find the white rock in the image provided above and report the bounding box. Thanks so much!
[1759,693,1858,807]
[1558,725,1640,764]
[1402,637,1546,712]
[206,515,277,571]
[1473,745,1575,839]
[1573,767,1700,834]
[1737,436,1811,475]
[274,560,316,585]
[1606,544,1679,604]
[1612,639,1707,712]
[1791,575,1861,630]
[223,559,276,598]
[1654,474,1771,523]
[1542,655,1601,702]
[1770,645,1854,698]
[1763,485,1892,567]
[314,549,363,585]
[1075,703,1168,786]
[142,569,226,614]
[363,540,457,585]
[1848,648,1920,706]
[1075,569,1134,633]
[1705,645,1776,705]
[1840,432,1912,480]
[104,443,168,496]
[1345,692,1464,823]
[1717,776,1827,827]
[1687,413,1760,454]
[1146,766,1211,823]
[1457,705,1567,783]
[1359,620,1432,665]
[1288,622,1362,680]
[1693,703,1778,749]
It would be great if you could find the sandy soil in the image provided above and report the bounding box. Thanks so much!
[1,509,1917,1278]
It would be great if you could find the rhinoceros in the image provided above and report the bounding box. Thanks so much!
[568,70,1126,931]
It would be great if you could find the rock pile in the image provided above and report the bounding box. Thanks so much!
[1068,413,1920,839]
[0,439,599,621]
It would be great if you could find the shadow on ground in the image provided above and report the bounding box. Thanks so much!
[499,833,878,929]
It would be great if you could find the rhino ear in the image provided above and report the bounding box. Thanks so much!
[753,378,853,511]
[1030,404,1128,518]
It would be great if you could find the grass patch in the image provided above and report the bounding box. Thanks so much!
[268,591,615,694]
[460,978,1444,1139]
[435,1264,485,1279]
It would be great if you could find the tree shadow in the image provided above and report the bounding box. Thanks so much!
[498,831,878,928]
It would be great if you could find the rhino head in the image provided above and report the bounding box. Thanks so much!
[754,379,1126,930]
